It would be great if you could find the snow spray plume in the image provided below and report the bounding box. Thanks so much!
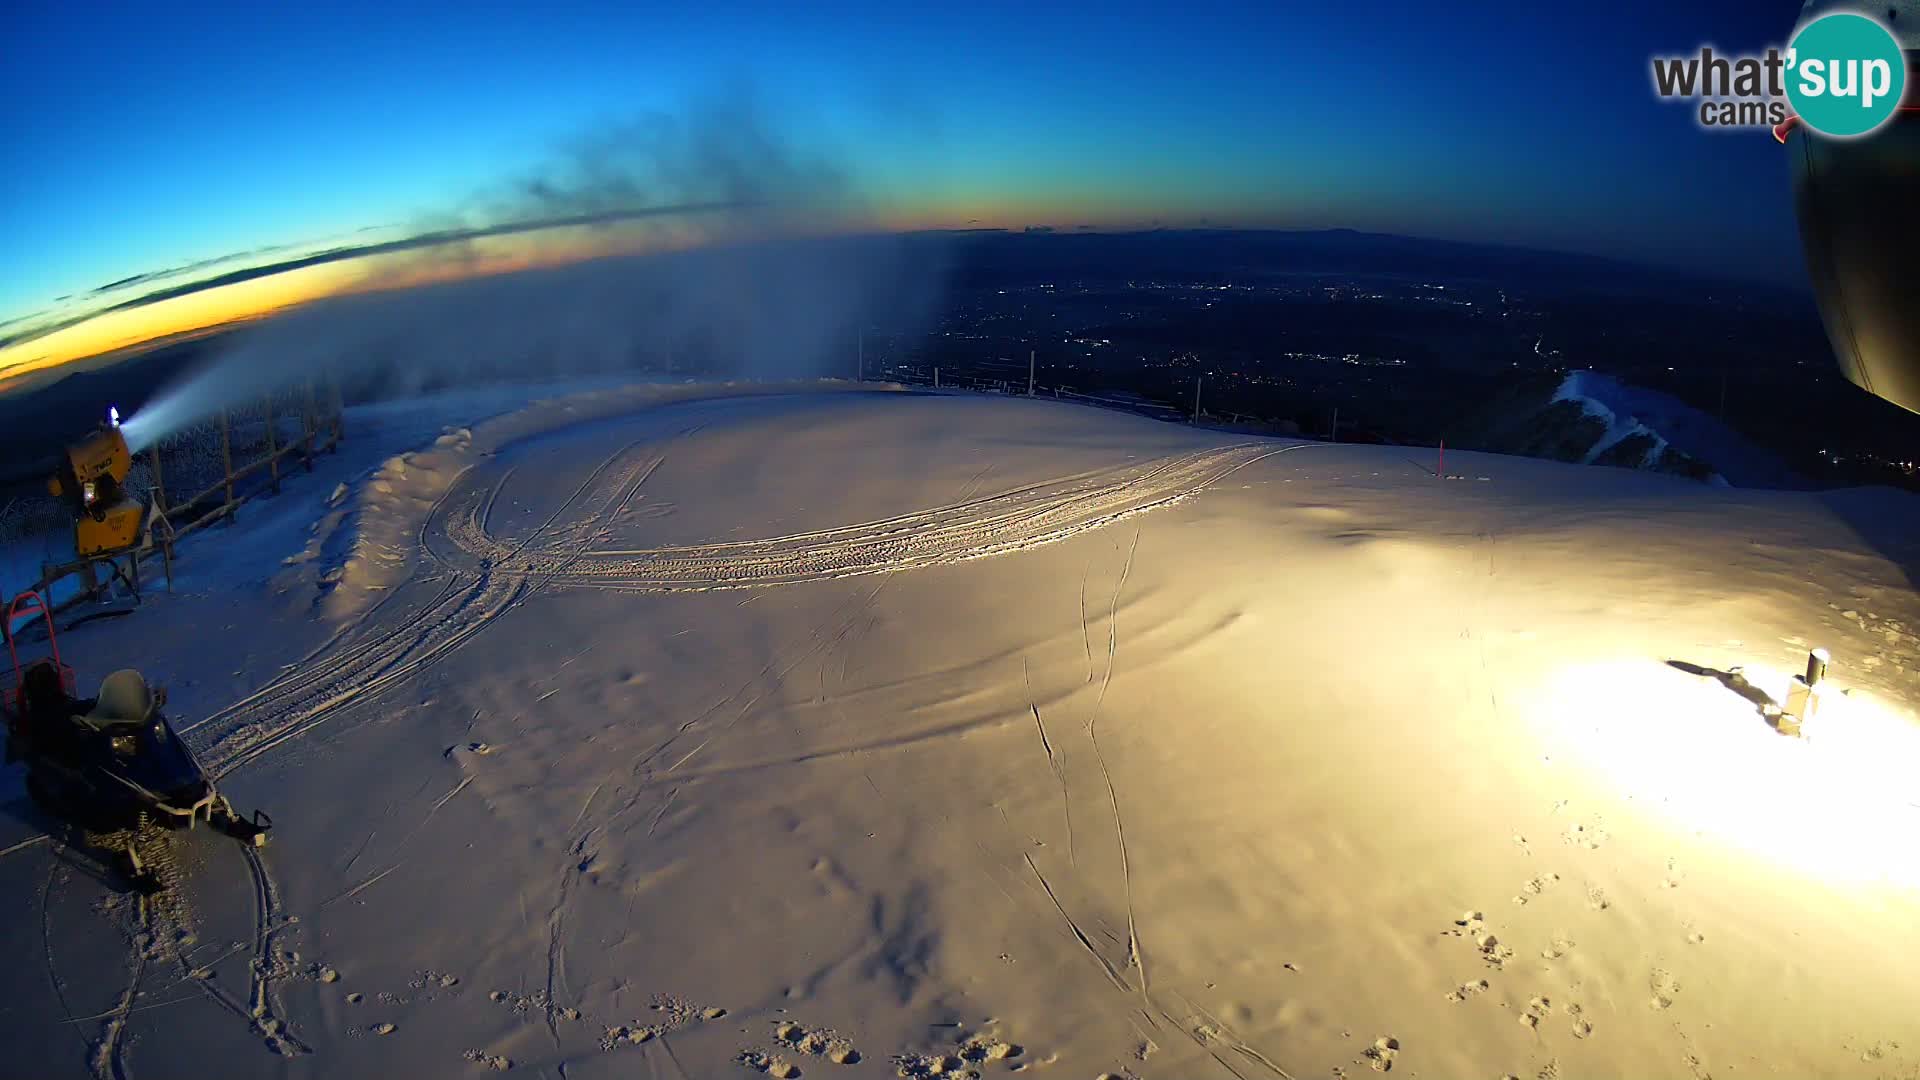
[123,91,951,451]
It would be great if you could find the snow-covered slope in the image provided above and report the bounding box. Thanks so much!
[1552,371,1802,489]
[4,384,1918,1080]
[1464,371,1803,489]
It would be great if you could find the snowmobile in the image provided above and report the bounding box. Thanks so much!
[4,591,270,892]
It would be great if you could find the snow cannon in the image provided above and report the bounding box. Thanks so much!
[1785,0,1920,414]
[46,411,146,557]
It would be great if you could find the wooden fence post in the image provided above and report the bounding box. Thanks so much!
[158,515,174,592]
[147,446,167,519]
[302,381,317,472]
[220,407,236,515]
[265,394,281,493]
[146,443,170,592]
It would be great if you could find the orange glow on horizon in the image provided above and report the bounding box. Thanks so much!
[0,208,1166,393]
[0,226,693,392]
[0,260,366,390]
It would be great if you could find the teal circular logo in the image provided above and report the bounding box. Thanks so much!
[1786,12,1907,137]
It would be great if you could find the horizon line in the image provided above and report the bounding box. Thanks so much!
[0,223,1803,397]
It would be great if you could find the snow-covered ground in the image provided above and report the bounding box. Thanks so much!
[4,379,1919,1080]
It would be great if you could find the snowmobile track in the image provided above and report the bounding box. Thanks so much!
[186,438,669,777]
[188,436,1302,779]
[447,441,1296,591]
[199,572,526,777]
[195,438,672,775]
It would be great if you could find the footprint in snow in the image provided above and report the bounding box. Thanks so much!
[738,1049,802,1077]
[1564,822,1605,850]
[893,1035,1024,1079]
[462,1049,513,1070]
[1565,1002,1592,1039]
[1513,872,1561,905]
[1362,1036,1400,1072]
[1650,969,1681,1010]
[773,1021,860,1061]
[600,1024,660,1049]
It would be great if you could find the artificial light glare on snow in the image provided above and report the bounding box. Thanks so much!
[1533,659,1920,889]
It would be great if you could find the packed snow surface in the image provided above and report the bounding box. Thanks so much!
[4,380,1919,1079]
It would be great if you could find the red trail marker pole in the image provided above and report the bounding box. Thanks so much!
[1437,439,1445,479]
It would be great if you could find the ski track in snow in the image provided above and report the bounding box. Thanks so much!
[88,910,146,1080]
[1024,655,1074,865]
[36,820,308,1078]
[41,861,87,1061]
[186,435,658,777]
[1003,528,1298,1080]
[184,433,1297,781]
[461,442,1288,592]
[1095,531,1148,999]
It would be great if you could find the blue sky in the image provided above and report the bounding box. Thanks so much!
[1,1,1807,335]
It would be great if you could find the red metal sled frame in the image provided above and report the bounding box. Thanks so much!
[3,591,77,720]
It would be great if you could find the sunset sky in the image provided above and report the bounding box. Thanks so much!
[1,1,1806,388]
